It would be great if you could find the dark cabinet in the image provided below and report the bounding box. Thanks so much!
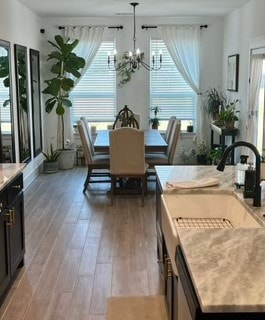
[156,179,178,320]
[0,173,24,303]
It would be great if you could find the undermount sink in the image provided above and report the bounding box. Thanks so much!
[161,192,261,274]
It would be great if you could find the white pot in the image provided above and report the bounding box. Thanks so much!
[58,149,75,170]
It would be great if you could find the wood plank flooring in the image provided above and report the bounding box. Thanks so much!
[0,167,163,319]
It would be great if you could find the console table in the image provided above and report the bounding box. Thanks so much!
[210,123,238,164]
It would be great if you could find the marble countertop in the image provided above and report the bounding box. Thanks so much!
[155,165,265,313]
[178,228,265,313]
[155,165,265,227]
[0,163,26,190]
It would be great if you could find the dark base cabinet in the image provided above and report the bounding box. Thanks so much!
[156,179,178,320]
[0,173,25,304]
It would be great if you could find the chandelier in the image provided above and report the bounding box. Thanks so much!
[107,2,162,72]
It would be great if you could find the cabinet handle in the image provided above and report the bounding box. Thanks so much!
[5,211,13,227]
[0,202,2,213]
[12,185,21,190]
[11,207,15,225]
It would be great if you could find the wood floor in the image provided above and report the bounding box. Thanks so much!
[0,167,163,320]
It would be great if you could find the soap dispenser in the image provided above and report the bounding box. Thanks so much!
[243,162,256,198]
[236,155,249,187]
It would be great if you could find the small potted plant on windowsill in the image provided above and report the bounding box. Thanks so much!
[42,143,61,173]
[149,106,160,129]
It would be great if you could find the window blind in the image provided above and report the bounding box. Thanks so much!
[70,41,116,122]
[150,39,196,121]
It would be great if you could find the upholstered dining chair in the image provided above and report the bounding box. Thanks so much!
[80,116,93,147]
[109,127,149,206]
[145,119,181,167]
[165,116,177,143]
[77,120,110,192]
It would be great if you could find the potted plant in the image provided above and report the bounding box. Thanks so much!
[42,35,85,169]
[196,140,209,165]
[203,87,227,120]
[209,146,222,165]
[217,100,239,129]
[149,106,160,129]
[42,143,61,173]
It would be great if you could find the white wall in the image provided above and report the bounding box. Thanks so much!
[0,0,43,187]
[223,0,265,144]
[41,15,224,163]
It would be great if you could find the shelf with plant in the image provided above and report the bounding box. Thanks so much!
[216,100,239,129]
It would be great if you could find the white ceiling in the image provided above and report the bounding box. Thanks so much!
[17,0,252,17]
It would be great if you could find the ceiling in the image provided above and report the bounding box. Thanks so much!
[17,0,252,17]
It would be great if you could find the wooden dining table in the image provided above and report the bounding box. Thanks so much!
[94,129,168,153]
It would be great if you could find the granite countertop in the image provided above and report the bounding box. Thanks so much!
[178,228,265,313]
[0,163,26,190]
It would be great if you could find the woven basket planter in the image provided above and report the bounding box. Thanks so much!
[43,161,59,173]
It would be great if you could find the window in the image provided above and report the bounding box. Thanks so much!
[70,40,116,124]
[150,39,197,130]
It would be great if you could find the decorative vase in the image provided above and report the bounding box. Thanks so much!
[58,149,75,170]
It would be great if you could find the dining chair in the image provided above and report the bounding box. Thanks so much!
[77,120,110,192]
[80,116,93,147]
[145,119,181,167]
[109,127,149,206]
[165,116,177,143]
[112,105,139,129]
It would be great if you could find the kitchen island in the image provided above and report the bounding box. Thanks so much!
[155,165,265,320]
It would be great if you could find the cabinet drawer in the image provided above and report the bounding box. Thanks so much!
[7,174,23,205]
[0,189,8,214]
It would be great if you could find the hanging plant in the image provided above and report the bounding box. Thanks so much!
[118,51,144,87]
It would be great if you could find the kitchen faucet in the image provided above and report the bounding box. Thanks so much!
[216,141,261,207]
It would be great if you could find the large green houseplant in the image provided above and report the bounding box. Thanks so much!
[42,35,85,151]
[203,87,226,120]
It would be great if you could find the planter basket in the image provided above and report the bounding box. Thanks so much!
[43,161,59,173]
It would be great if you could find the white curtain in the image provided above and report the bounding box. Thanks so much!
[157,25,203,141]
[247,54,263,146]
[57,26,106,148]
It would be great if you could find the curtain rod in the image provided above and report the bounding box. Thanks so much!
[141,24,208,30]
[58,25,123,30]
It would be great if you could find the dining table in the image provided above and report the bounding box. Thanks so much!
[94,129,168,153]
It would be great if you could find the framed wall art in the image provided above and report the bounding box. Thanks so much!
[227,54,239,92]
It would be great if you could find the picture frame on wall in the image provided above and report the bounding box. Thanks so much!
[227,54,239,92]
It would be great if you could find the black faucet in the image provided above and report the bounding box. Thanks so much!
[217,141,261,207]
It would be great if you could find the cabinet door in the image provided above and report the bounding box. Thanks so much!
[9,193,25,276]
[0,211,10,299]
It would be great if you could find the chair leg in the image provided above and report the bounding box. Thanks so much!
[110,176,116,206]
[141,175,146,207]
[83,167,91,193]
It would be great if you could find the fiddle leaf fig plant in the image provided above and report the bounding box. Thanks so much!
[42,35,85,149]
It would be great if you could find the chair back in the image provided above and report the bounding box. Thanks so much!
[165,116,177,143]
[167,119,181,164]
[80,116,93,144]
[77,120,94,165]
[109,127,145,175]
